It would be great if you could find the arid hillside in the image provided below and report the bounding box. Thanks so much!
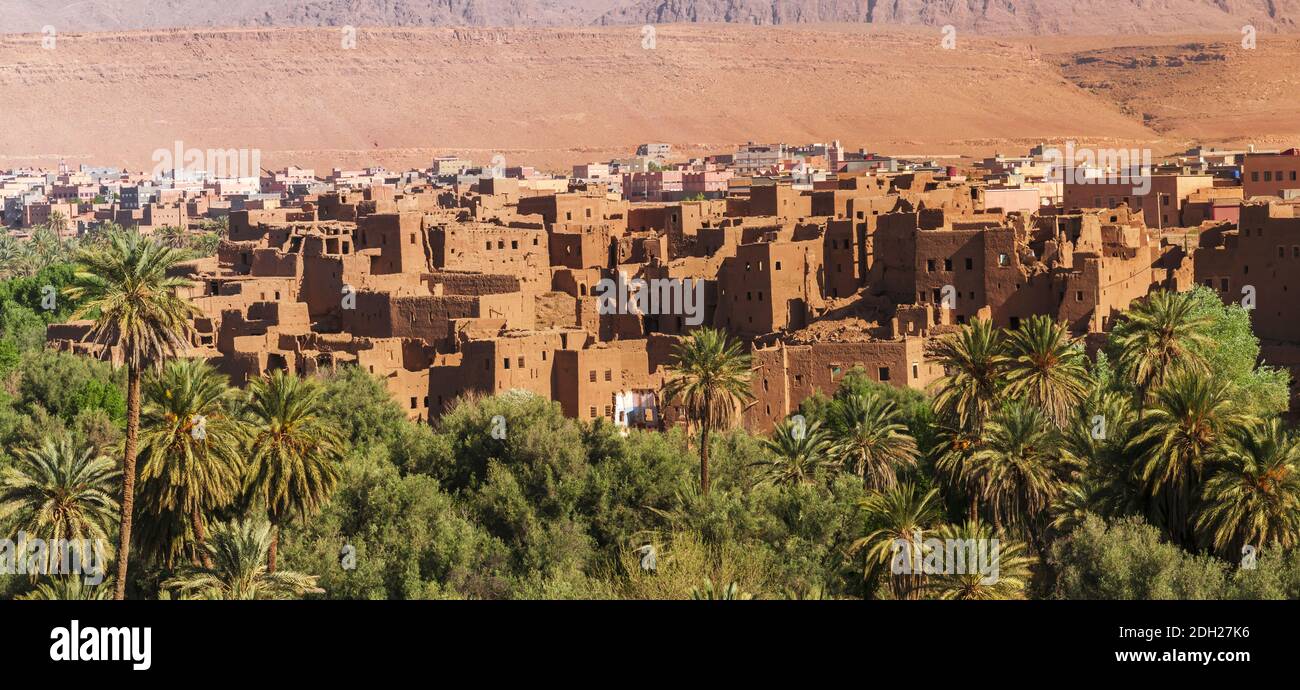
[1050,35,1300,146]
[0,25,1155,172]
[4,0,1298,34]
[1,25,1297,172]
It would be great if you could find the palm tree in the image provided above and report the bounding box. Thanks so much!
[755,417,835,486]
[689,580,754,600]
[157,225,188,250]
[929,319,1006,432]
[968,401,1064,548]
[65,230,199,599]
[1111,290,1212,406]
[826,391,918,490]
[662,327,754,495]
[1130,371,1247,544]
[17,576,115,600]
[161,519,323,600]
[30,225,65,272]
[1055,390,1142,531]
[932,421,984,521]
[0,233,32,278]
[1003,315,1091,427]
[0,438,119,576]
[137,359,250,568]
[245,370,343,572]
[1195,419,1300,556]
[923,522,1033,600]
[848,483,942,599]
[1048,481,1096,537]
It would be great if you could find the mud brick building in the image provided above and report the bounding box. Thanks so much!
[48,161,1204,432]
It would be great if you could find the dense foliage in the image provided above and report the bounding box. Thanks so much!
[1,239,1298,600]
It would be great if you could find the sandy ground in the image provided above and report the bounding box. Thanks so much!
[0,25,1296,173]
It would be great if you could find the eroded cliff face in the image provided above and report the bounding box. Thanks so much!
[599,0,1299,34]
[4,0,1299,34]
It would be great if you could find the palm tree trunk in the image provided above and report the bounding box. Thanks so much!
[114,365,141,600]
[267,518,279,574]
[700,425,711,495]
[191,506,213,569]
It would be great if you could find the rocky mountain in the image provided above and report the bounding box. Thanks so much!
[599,0,1300,34]
[3,0,1297,34]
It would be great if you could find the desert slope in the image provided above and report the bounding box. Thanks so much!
[1051,36,1300,145]
[0,25,1161,172]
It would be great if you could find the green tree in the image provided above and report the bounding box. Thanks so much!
[1054,390,1142,533]
[1109,290,1212,406]
[245,370,343,572]
[932,420,984,520]
[162,519,322,600]
[279,453,510,600]
[930,319,1005,432]
[662,328,754,495]
[0,438,119,575]
[848,483,942,599]
[1130,371,1248,544]
[17,576,115,600]
[756,417,835,486]
[65,231,198,598]
[1050,515,1233,599]
[1183,286,1290,416]
[689,579,753,600]
[825,390,917,490]
[1003,315,1091,427]
[923,521,1033,600]
[968,401,1064,547]
[137,359,250,567]
[1195,419,1300,557]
